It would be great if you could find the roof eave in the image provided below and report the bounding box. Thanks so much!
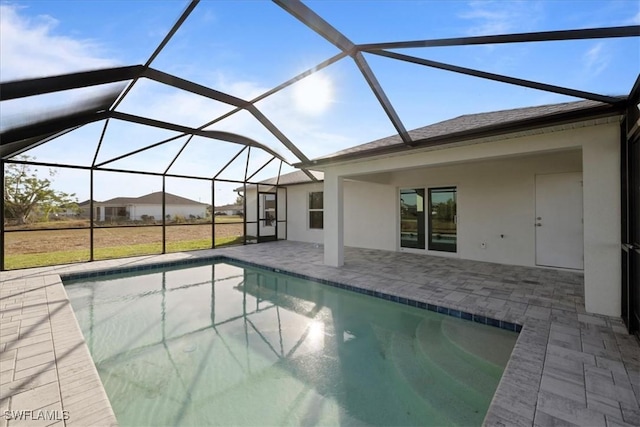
[298,101,627,168]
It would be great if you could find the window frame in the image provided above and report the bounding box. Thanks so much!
[308,191,323,230]
[427,186,457,253]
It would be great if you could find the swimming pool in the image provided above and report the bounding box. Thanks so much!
[65,260,518,426]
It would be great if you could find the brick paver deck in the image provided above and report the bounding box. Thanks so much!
[1,241,639,426]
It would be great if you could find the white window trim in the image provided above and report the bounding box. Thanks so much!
[308,191,323,230]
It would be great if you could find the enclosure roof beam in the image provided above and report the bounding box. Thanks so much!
[142,67,250,108]
[1,110,109,147]
[94,133,187,167]
[273,0,355,54]
[358,25,640,50]
[109,111,287,162]
[1,85,121,158]
[213,146,247,180]
[0,127,80,160]
[353,52,412,144]
[274,0,411,146]
[103,53,346,175]
[128,52,348,181]
[246,107,317,182]
[0,65,143,101]
[163,138,192,175]
[137,67,321,177]
[145,1,200,69]
[194,52,348,134]
[246,156,277,182]
[142,68,318,180]
[369,50,625,105]
[109,0,200,111]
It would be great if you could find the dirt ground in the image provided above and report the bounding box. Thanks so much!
[4,223,243,255]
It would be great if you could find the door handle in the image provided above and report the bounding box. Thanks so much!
[535,223,542,227]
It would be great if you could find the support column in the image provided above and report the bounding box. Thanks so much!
[324,171,344,267]
[582,135,621,316]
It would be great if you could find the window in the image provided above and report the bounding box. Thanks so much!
[428,187,457,252]
[309,192,323,229]
[400,189,425,249]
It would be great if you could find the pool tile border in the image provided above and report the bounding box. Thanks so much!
[61,255,522,333]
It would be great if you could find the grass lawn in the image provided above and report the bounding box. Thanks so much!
[4,235,245,270]
[4,222,246,270]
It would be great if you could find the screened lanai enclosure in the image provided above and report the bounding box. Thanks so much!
[1,0,639,271]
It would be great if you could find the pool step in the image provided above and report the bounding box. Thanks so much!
[414,318,503,398]
[440,317,517,369]
[388,330,489,426]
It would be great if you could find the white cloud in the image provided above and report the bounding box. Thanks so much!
[459,1,542,36]
[626,11,640,25]
[0,4,118,81]
[583,42,611,78]
[0,4,123,132]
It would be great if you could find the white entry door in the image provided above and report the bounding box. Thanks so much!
[535,172,584,269]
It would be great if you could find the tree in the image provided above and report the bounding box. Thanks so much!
[3,156,78,225]
[235,193,244,206]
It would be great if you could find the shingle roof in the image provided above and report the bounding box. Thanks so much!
[214,204,243,211]
[311,99,623,163]
[258,170,324,186]
[98,192,207,206]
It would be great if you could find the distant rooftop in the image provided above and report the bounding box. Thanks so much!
[79,192,207,206]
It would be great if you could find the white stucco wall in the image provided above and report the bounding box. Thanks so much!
[582,135,621,316]
[286,183,324,243]
[300,121,621,316]
[286,181,397,251]
[388,150,583,266]
[130,204,207,220]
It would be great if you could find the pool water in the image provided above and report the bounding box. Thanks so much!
[65,261,518,426]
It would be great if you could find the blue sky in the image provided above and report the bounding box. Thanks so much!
[1,0,639,204]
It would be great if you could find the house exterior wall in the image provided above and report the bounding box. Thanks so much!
[306,122,620,316]
[286,181,397,250]
[286,183,323,243]
[129,204,207,220]
[388,150,583,266]
[289,150,582,260]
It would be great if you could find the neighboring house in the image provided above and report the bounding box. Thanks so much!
[78,192,208,221]
[213,204,243,216]
[263,100,626,319]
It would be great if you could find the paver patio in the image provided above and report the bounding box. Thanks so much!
[1,241,639,426]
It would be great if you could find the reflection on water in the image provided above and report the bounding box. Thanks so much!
[66,261,517,426]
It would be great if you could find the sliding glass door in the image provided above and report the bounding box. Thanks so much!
[429,187,457,252]
[400,189,425,249]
